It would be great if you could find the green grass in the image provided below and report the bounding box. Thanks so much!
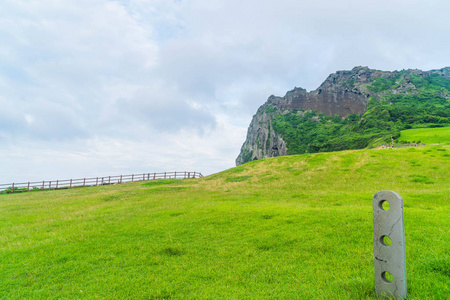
[399,127,450,144]
[1,145,449,299]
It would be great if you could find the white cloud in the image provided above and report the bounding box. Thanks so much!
[0,120,244,182]
[0,0,449,182]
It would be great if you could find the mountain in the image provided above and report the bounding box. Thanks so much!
[236,66,450,165]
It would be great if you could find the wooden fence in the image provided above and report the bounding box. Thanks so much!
[0,171,203,194]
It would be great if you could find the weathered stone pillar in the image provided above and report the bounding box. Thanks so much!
[373,191,407,298]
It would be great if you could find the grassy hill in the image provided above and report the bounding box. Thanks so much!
[1,144,449,299]
[398,126,450,144]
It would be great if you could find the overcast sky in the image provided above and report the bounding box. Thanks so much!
[1,0,449,183]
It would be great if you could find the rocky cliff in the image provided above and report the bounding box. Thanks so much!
[236,66,450,165]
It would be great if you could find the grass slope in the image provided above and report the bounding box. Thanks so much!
[1,146,449,299]
[399,127,450,144]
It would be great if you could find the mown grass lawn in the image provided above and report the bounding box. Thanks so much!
[1,144,449,299]
[399,126,450,144]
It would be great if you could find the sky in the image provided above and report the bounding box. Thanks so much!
[1,0,449,183]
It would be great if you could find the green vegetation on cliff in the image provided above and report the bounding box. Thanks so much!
[1,145,449,299]
[367,73,403,93]
[271,102,395,155]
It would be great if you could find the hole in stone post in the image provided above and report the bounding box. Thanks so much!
[379,200,390,211]
[380,235,392,246]
[381,271,393,283]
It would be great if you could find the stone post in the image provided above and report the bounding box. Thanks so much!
[373,191,407,299]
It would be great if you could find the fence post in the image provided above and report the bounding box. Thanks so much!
[27,182,30,192]
[143,173,145,181]
[109,176,111,185]
[132,174,134,182]
[42,181,45,190]
[175,172,177,179]
[70,179,72,188]
[49,181,51,190]
[373,191,407,299]
[56,180,59,189]
[120,175,122,183]
[83,178,86,187]
[12,183,14,193]
[96,177,98,186]
[153,173,156,180]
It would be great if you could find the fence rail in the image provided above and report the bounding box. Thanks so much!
[0,171,203,194]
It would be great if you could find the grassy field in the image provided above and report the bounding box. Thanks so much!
[1,145,449,299]
[398,126,450,144]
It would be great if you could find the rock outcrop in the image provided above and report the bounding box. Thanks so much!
[235,104,288,166]
[236,66,450,165]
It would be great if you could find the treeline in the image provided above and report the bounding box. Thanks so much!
[271,77,450,155]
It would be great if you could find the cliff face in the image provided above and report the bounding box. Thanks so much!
[235,105,288,166]
[236,66,450,165]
